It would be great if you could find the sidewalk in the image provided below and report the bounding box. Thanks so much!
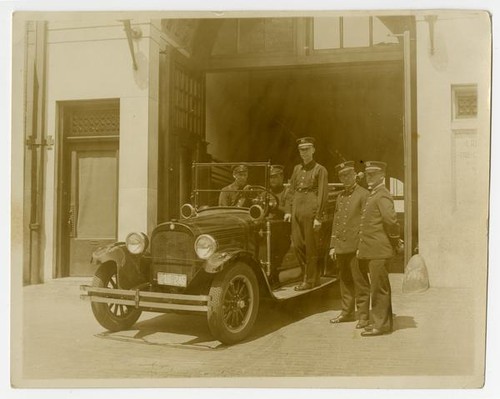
[18,274,478,383]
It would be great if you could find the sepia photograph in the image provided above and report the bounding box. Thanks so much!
[5,2,497,395]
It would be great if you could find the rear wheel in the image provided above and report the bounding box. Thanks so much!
[90,262,142,332]
[207,262,260,345]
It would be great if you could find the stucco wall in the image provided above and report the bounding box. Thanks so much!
[43,18,161,279]
[416,12,490,288]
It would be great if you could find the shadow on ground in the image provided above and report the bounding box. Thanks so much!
[393,315,417,331]
[98,282,342,349]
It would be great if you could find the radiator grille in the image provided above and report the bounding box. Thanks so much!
[151,230,199,283]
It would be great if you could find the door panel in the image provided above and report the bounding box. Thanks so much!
[258,220,301,285]
[68,144,118,276]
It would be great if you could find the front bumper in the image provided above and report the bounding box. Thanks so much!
[80,285,208,313]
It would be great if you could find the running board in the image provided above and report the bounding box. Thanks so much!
[271,276,337,301]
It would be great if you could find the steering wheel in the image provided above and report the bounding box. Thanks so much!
[242,185,280,209]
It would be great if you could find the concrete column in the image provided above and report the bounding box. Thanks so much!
[118,21,160,240]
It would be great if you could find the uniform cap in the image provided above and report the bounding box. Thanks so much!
[364,161,387,172]
[335,161,355,174]
[232,164,248,174]
[296,137,316,149]
[270,165,284,176]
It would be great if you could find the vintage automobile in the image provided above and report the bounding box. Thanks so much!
[80,162,341,344]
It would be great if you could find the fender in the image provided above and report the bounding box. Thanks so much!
[205,248,256,274]
[91,243,149,289]
[205,249,273,296]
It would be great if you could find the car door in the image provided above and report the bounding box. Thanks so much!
[257,219,301,285]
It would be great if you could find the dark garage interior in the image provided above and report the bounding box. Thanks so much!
[157,16,416,270]
[205,62,404,183]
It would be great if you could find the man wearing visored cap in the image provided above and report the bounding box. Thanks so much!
[329,161,370,329]
[356,161,401,337]
[284,137,329,291]
[268,165,289,220]
[218,164,250,207]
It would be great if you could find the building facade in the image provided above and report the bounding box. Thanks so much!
[12,11,490,290]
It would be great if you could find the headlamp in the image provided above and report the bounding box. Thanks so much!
[125,232,149,255]
[194,234,217,260]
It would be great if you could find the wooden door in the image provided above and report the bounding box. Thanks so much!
[66,141,118,276]
[58,101,120,277]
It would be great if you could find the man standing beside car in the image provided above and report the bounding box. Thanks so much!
[356,161,401,337]
[329,161,370,329]
[284,137,329,291]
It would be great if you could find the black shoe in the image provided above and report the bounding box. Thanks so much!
[330,314,355,324]
[294,282,312,291]
[356,320,370,329]
[361,328,391,337]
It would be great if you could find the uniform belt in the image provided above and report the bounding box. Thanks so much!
[296,188,317,193]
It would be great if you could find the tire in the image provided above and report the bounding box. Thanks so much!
[90,262,142,332]
[207,262,260,345]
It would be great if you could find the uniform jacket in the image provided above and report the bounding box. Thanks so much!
[285,160,329,221]
[218,181,246,207]
[357,182,400,260]
[330,184,369,254]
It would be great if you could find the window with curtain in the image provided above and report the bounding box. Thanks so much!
[76,151,117,239]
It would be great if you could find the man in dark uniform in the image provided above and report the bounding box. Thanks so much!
[329,161,370,329]
[218,164,249,207]
[266,165,290,286]
[356,161,400,337]
[284,137,329,291]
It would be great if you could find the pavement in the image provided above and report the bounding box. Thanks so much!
[17,274,478,386]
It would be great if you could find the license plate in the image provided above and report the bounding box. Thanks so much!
[157,272,187,287]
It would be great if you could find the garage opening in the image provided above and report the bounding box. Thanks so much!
[158,16,417,272]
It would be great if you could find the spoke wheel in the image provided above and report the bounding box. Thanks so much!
[90,262,142,332]
[208,262,259,345]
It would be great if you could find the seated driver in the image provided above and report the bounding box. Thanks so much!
[251,164,289,218]
[218,164,250,207]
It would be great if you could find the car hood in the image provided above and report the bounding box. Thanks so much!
[155,209,256,238]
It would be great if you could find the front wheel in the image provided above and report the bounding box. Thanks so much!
[90,262,142,332]
[207,262,260,345]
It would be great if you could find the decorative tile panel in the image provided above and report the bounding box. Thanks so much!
[456,94,477,118]
[69,109,119,136]
[452,85,478,120]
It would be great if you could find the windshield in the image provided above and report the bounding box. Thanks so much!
[191,162,271,209]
